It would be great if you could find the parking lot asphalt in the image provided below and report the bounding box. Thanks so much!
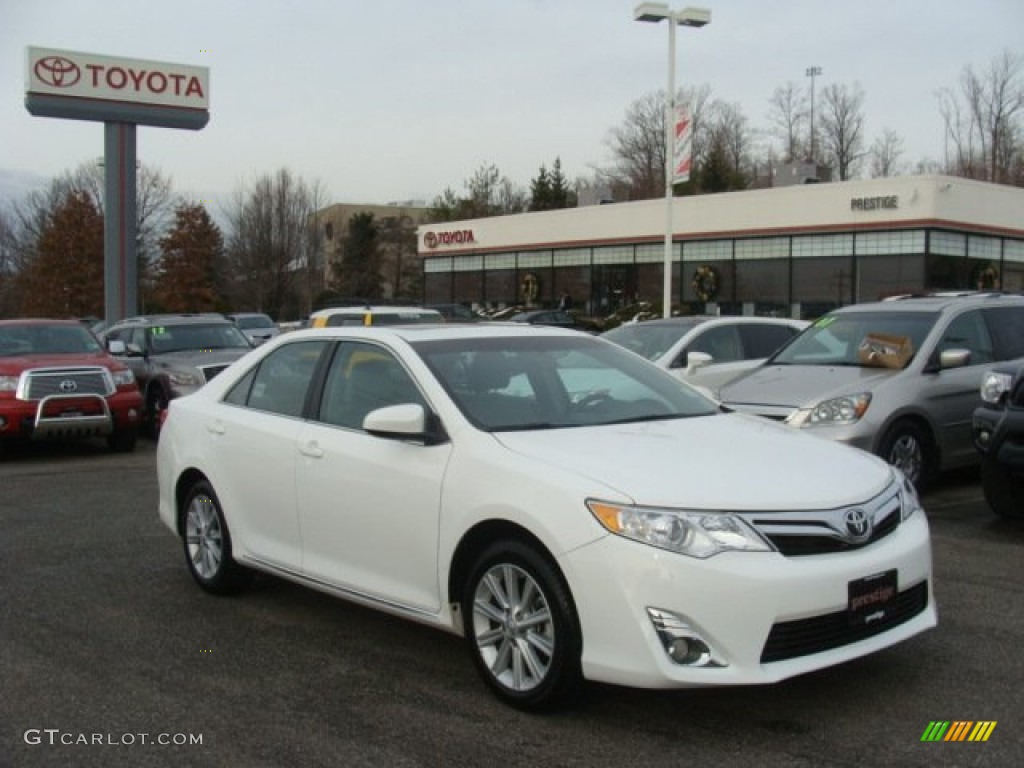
[1,440,1022,767]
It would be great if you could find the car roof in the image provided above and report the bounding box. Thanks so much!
[309,305,438,316]
[837,292,1024,313]
[0,317,84,327]
[281,323,586,344]
[108,313,232,327]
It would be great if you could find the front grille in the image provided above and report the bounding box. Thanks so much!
[760,581,928,663]
[20,367,113,400]
[198,364,231,383]
[740,485,903,557]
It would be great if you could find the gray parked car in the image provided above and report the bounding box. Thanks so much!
[719,293,1024,489]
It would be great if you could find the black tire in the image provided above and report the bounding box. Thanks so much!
[107,429,138,453]
[462,539,582,711]
[879,420,935,491]
[980,457,1024,520]
[181,481,252,594]
[146,387,168,439]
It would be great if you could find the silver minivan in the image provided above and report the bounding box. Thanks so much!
[718,294,1024,488]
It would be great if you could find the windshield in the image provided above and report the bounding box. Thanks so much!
[601,321,701,361]
[413,334,716,431]
[147,323,252,353]
[771,311,937,367]
[235,314,275,330]
[0,323,103,356]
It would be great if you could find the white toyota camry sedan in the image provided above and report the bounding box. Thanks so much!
[156,323,936,710]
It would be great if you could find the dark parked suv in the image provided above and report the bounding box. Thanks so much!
[102,314,253,434]
[973,361,1024,519]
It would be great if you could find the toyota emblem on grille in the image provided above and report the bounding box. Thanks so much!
[59,379,78,393]
[844,508,872,540]
[34,56,81,88]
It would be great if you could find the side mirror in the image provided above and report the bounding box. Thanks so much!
[686,350,714,375]
[107,339,126,355]
[363,404,447,445]
[939,348,971,370]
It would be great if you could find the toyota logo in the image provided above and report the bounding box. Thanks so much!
[59,379,78,393]
[34,56,81,88]
[424,232,438,249]
[844,508,872,540]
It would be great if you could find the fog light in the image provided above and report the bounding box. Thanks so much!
[647,607,725,668]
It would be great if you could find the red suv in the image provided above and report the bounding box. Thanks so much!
[0,319,143,453]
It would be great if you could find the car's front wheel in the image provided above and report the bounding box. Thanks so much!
[880,420,934,490]
[980,457,1024,520]
[462,540,581,711]
[181,481,252,594]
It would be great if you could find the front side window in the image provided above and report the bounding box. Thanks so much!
[686,325,742,363]
[933,310,993,367]
[318,342,424,430]
[740,324,801,359]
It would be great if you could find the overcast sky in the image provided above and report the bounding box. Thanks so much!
[2,0,1022,209]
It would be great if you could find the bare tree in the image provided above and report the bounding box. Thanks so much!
[767,82,808,162]
[708,100,754,184]
[938,50,1024,183]
[869,128,906,177]
[224,168,325,320]
[604,85,713,200]
[819,82,867,180]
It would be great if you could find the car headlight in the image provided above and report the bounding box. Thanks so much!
[0,375,18,393]
[167,370,203,387]
[804,393,872,426]
[587,500,773,558]
[980,371,1012,405]
[111,369,136,387]
[895,469,923,521]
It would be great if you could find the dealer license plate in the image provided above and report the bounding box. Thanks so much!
[848,569,898,626]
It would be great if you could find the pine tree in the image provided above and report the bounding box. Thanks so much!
[155,203,224,312]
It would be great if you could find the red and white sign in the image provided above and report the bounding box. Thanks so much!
[424,229,475,249]
[26,47,209,110]
[672,105,692,185]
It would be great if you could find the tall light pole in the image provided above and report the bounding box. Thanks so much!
[634,4,711,317]
[806,65,822,163]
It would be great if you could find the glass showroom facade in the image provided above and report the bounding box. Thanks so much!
[423,227,1024,320]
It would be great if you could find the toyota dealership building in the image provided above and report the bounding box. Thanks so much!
[417,175,1024,319]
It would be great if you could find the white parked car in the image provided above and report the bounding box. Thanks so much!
[157,324,935,710]
[600,316,807,391]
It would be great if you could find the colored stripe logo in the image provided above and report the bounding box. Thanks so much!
[921,721,997,742]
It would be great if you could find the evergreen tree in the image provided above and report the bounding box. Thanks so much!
[154,202,224,313]
[529,165,552,211]
[331,212,382,299]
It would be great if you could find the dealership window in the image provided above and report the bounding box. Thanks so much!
[856,230,926,255]
[1004,239,1024,292]
[859,254,925,300]
[793,256,855,317]
[793,234,854,258]
[553,248,590,267]
[684,240,730,262]
[518,250,552,269]
[594,245,635,265]
[734,259,789,315]
[635,243,666,264]
[424,272,453,304]
[485,252,516,270]
[929,231,966,257]
[735,237,789,260]
[423,256,452,274]
[452,254,484,272]
[484,270,517,309]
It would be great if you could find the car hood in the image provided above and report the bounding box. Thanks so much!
[0,351,122,372]
[720,364,899,408]
[493,413,892,511]
[153,348,251,368]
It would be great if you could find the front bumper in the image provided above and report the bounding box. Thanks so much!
[560,510,935,689]
[973,405,1024,472]
[0,391,142,442]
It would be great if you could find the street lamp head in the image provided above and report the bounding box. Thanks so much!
[634,3,711,26]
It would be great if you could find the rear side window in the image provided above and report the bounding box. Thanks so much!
[984,306,1024,360]
[739,324,800,358]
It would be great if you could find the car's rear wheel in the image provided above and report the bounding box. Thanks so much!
[462,540,581,711]
[880,420,934,490]
[146,387,168,439]
[980,457,1024,520]
[182,481,252,594]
